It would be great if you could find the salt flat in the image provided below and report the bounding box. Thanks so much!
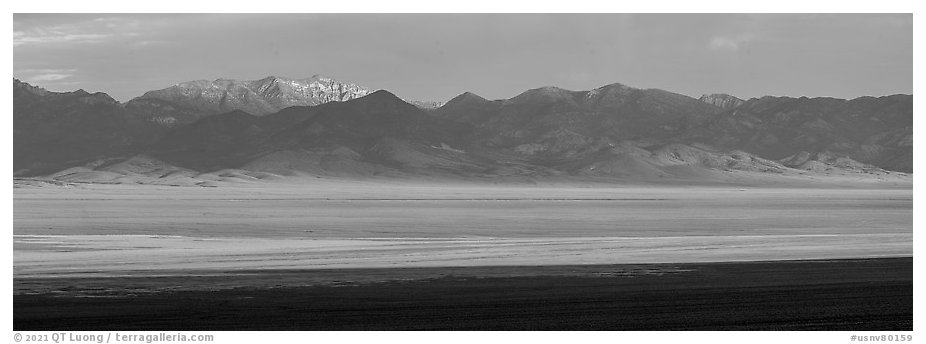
[13,181,912,278]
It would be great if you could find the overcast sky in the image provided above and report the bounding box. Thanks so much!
[13,13,913,102]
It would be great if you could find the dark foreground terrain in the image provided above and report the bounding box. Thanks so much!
[14,258,912,330]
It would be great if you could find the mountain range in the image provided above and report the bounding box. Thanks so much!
[12,77,912,186]
[128,75,372,118]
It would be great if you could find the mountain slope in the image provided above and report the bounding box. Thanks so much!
[144,90,485,176]
[432,91,502,126]
[13,79,166,176]
[679,95,913,172]
[126,75,375,121]
[699,93,745,109]
[437,83,723,164]
[14,78,913,184]
[434,83,911,174]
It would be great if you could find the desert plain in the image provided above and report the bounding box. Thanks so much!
[13,178,913,330]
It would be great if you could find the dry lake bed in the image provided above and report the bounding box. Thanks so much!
[13,180,913,330]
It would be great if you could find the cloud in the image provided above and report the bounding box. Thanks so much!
[13,16,143,47]
[19,68,78,74]
[14,31,116,46]
[31,73,74,81]
[129,40,172,48]
[708,34,757,52]
[17,69,78,82]
[709,36,740,51]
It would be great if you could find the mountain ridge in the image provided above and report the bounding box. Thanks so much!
[129,75,375,118]
[12,78,913,185]
[699,93,745,109]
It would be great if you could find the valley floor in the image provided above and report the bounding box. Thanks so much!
[12,180,913,330]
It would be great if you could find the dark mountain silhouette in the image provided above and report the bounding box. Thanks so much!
[123,97,207,127]
[143,90,485,176]
[13,79,167,176]
[147,110,265,171]
[12,78,913,184]
[440,83,723,144]
[435,83,724,170]
[432,91,502,126]
[679,95,912,172]
[432,83,912,174]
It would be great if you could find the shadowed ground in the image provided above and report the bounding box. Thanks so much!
[14,258,912,330]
